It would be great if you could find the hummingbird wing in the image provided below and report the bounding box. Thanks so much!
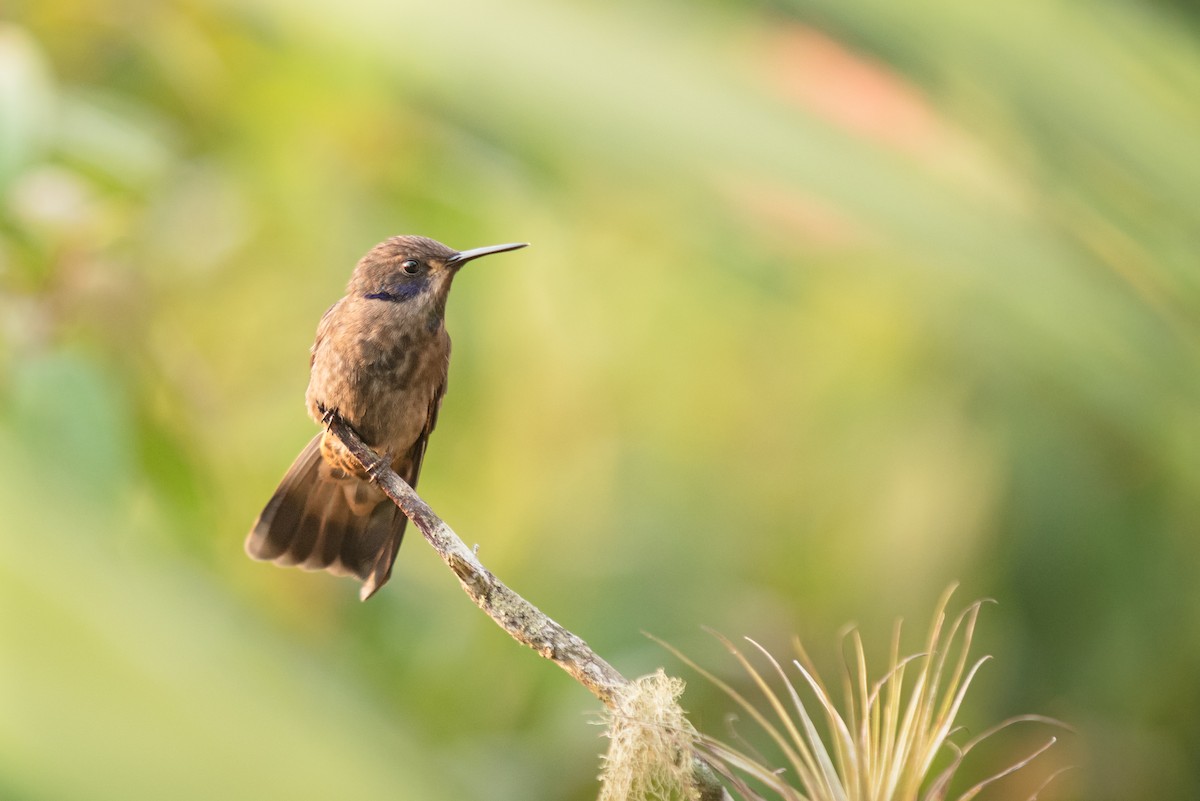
[355,375,448,600]
[394,373,447,490]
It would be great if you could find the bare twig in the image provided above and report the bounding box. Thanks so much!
[329,415,629,704]
[328,415,731,800]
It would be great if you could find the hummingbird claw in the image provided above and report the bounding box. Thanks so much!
[364,447,394,482]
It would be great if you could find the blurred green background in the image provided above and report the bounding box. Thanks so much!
[2,0,1199,798]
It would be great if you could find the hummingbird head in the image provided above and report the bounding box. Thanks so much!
[348,235,527,315]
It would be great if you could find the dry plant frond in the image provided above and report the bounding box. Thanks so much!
[666,585,1068,801]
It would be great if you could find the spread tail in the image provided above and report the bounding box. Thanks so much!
[245,434,405,600]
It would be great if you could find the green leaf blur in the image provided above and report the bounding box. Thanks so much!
[2,0,1198,798]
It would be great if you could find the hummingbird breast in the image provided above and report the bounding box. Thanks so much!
[306,295,451,459]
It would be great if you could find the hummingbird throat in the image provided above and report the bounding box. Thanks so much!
[364,279,427,303]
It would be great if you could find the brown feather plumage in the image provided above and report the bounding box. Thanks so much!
[244,235,525,600]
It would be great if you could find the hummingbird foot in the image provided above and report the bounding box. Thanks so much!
[363,447,394,483]
[319,405,340,426]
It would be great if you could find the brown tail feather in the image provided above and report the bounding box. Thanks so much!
[245,434,407,598]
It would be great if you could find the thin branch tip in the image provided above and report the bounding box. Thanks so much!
[326,417,731,801]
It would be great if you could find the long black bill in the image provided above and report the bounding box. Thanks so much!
[446,241,528,268]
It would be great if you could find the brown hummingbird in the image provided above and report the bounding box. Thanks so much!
[245,235,528,600]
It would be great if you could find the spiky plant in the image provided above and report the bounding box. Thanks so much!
[666,586,1066,801]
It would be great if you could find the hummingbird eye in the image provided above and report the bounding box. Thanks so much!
[401,259,420,275]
